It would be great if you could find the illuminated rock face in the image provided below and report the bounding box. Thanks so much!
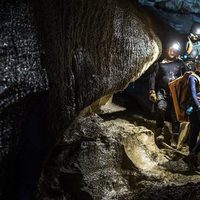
[39,115,200,200]
[0,0,160,198]
[0,0,160,144]
[33,0,160,135]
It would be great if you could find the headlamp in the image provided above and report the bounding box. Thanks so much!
[195,28,200,35]
[170,42,181,52]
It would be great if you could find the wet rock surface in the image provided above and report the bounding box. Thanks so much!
[0,0,48,111]
[0,0,48,150]
[38,114,134,200]
[0,1,48,193]
[139,0,200,33]
[33,0,160,136]
[0,1,161,197]
[0,1,48,198]
[38,112,200,200]
[5,0,199,199]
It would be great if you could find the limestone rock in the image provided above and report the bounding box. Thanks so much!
[0,0,161,161]
[33,0,161,135]
[0,0,48,163]
[140,0,200,14]
[38,114,200,199]
[0,0,161,198]
[139,0,200,33]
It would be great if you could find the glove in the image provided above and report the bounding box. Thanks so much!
[149,90,157,103]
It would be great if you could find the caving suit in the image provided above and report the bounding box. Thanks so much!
[185,40,200,71]
[188,72,200,155]
[149,59,187,134]
[189,41,200,60]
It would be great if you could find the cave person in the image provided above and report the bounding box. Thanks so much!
[186,55,200,171]
[177,23,200,149]
[149,41,187,147]
[172,24,200,150]
[184,22,200,71]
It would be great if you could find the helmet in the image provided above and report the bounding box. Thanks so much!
[166,41,181,59]
[190,22,200,36]
[168,41,181,53]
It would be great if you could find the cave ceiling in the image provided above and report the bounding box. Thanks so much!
[139,0,200,33]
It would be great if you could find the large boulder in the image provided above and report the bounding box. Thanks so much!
[33,0,161,136]
[38,114,200,200]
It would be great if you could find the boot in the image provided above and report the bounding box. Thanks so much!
[156,134,164,144]
[170,133,179,149]
[155,128,165,145]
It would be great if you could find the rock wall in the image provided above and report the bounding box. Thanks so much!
[0,0,161,199]
[0,1,49,198]
[139,0,200,34]
[140,0,200,14]
[0,0,48,161]
[154,0,200,14]
[33,0,161,136]
[38,114,200,200]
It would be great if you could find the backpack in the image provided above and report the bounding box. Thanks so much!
[169,71,200,122]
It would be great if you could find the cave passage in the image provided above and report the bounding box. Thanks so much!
[1,0,200,200]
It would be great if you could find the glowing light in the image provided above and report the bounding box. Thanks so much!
[171,42,181,51]
[196,28,200,35]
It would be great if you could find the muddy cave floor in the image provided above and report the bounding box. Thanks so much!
[95,93,200,199]
[41,92,200,200]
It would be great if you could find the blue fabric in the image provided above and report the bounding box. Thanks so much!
[188,75,200,109]
[189,110,200,154]
[188,73,200,155]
